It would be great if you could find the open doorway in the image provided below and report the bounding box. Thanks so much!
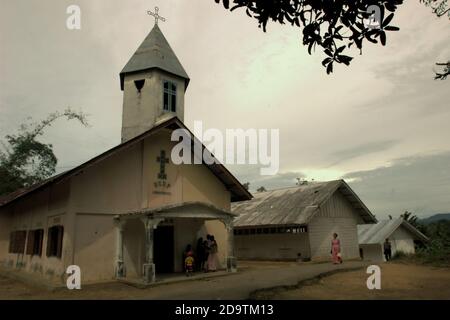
[154,225,174,274]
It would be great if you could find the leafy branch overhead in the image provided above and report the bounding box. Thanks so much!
[0,108,89,196]
[214,0,402,74]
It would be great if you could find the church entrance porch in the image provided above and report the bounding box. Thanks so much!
[114,202,236,284]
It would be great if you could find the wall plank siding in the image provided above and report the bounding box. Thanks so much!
[308,192,363,260]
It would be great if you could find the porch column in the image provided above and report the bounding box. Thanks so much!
[224,218,237,273]
[141,217,163,283]
[114,217,125,278]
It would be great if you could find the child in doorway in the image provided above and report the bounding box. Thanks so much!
[185,252,195,276]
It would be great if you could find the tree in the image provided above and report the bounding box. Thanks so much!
[256,186,267,192]
[214,0,403,73]
[242,182,250,190]
[434,61,450,80]
[421,1,450,80]
[400,210,417,222]
[296,177,312,185]
[214,1,449,79]
[0,108,89,196]
[421,0,450,18]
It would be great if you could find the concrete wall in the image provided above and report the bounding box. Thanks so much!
[122,70,186,142]
[73,214,117,282]
[235,233,310,261]
[360,244,383,262]
[0,209,12,266]
[122,218,146,279]
[390,225,416,256]
[0,181,72,284]
[308,191,364,261]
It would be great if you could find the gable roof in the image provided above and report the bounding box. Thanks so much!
[358,218,429,244]
[120,24,189,90]
[0,116,252,208]
[232,180,376,227]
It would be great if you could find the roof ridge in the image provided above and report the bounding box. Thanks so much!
[252,180,342,194]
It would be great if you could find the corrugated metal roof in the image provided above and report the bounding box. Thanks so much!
[120,24,189,90]
[358,218,429,244]
[232,180,376,227]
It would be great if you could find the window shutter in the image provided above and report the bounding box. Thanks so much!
[56,226,64,258]
[37,230,43,256]
[16,231,26,254]
[46,228,52,257]
[26,230,35,255]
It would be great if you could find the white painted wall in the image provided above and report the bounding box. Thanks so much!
[73,214,116,282]
[308,192,364,261]
[360,244,383,262]
[390,225,416,257]
[235,233,310,260]
[122,70,186,142]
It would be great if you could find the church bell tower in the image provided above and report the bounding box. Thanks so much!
[120,7,190,143]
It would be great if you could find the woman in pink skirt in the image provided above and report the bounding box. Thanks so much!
[207,235,219,272]
[331,233,343,264]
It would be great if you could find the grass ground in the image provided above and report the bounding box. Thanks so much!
[254,262,450,300]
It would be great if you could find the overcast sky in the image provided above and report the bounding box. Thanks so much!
[1,0,449,219]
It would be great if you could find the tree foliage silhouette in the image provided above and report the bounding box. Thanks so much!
[214,0,403,73]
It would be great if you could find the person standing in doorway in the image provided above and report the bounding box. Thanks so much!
[203,238,210,272]
[384,238,392,261]
[331,233,342,264]
[196,237,206,272]
[207,235,219,272]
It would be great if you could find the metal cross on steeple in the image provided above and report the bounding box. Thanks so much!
[147,6,166,25]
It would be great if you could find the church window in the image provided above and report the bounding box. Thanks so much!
[163,80,177,112]
[26,229,44,256]
[46,225,64,258]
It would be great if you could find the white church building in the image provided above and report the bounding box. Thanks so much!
[0,21,252,285]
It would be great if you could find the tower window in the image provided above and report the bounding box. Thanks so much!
[134,79,145,92]
[163,81,177,112]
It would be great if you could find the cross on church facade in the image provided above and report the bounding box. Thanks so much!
[147,6,166,25]
[156,150,169,180]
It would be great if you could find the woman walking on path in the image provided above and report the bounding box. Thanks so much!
[331,233,343,264]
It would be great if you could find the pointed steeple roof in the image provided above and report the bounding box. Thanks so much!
[120,24,189,90]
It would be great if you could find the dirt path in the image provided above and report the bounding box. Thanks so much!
[0,261,367,300]
[258,262,450,300]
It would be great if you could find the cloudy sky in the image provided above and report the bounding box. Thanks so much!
[1,0,449,219]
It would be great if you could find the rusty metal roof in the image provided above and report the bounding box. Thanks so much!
[120,24,189,90]
[232,180,376,227]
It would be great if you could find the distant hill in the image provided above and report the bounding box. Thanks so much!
[421,213,450,224]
